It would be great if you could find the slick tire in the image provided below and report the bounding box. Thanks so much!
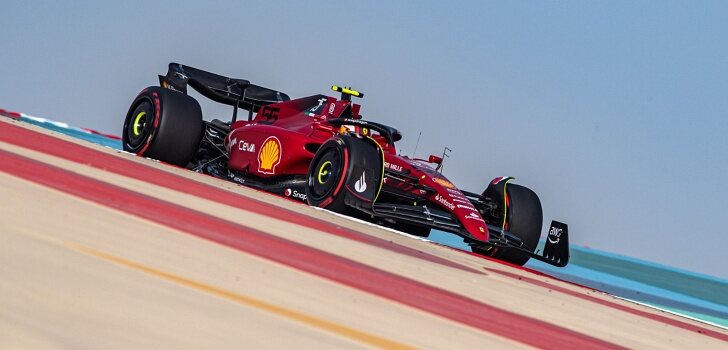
[306,136,382,214]
[123,86,203,167]
[491,184,543,265]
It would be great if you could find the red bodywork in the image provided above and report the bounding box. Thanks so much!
[224,94,489,242]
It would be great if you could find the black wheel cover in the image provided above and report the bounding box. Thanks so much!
[124,99,154,151]
[308,144,344,201]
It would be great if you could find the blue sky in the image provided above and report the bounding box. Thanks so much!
[2,1,727,278]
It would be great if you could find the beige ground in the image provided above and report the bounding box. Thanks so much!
[1,118,726,349]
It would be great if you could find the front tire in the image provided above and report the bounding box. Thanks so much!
[122,86,203,166]
[306,135,383,214]
[475,182,543,266]
[306,138,350,213]
[491,184,543,265]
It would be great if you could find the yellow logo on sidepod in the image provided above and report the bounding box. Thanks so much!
[258,136,282,174]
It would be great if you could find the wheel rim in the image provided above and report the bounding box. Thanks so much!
[126,100,153,149]
[132,111,147,137]
[317,160,333,184]
[310,147,342,199]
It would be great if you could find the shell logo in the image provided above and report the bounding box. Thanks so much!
[258,136,282,174]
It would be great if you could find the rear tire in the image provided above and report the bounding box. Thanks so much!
[122,86,203,166]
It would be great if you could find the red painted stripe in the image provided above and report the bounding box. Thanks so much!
[0,121,480,275]
[5,121,725,343]
[484,267,728,342]
[0,109,21,119]
[445,243,728,342]
[0,150,622,350]
[450,243,728,341]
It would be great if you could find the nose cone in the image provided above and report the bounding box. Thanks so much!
[425,175,489,242]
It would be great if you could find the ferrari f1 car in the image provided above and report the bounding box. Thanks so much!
[122,63,570,267]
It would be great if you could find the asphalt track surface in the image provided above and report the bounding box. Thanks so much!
[1,118,726,349]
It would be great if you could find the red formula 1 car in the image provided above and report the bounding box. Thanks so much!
[122,63,569,266]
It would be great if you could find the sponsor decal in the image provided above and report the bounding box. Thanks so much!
[292,191,307,201]
[464,212,485,222]
[174,70,188,80]
[328,103,336,114]
[258,136,282,174]
[445,188,468,200]
[308,97,327,115]
[451,197,471,204]
[163,81,178,91]
[384,161,403,172]
[456,204,477,211]
[432,177,455,189]
[227,173,246,184]
[284,188,308,201]
[226,137,237,152]
[447,188,466,198]
[434,194,455,211]
[343,118,367,126]
[412,160,435,170]
[548,226,562,244]
[354,172,367,193]
[423,205,432,217]
[479,227,485,233]
[238,140,256,153]
[446,188,463,195]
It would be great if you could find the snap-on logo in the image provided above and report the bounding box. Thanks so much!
[284,188,307,201]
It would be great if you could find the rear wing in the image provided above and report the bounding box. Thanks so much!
[159,63,290,112]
